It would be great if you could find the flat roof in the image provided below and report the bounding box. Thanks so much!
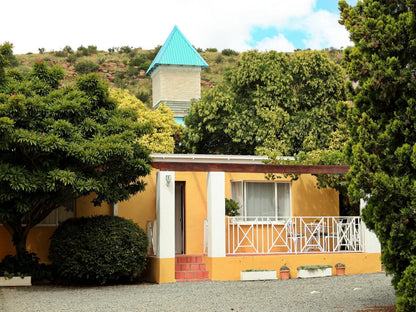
[150,154,349,174]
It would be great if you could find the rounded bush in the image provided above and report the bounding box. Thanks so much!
[49,215,148,285]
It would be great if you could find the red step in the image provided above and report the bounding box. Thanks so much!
[175,255,210,282]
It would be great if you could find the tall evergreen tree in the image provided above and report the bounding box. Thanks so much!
[339,1,416,309]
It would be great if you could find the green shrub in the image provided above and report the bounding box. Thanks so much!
[54,51,67,57]
[397,260,416,312]
[136,89,151,104]
[205,48,218,52]
[76,45,89,57]
[225,198,240,216]
[49,215,148,285]
[0,252,50,281]
[297,264,332,270]
[215,55,224,64]
[75,60,100,74]
[120,46,132,54]
[221,48,239,56]
[87,45,98,54]
[63,45,73,53]
[66,54,77,64]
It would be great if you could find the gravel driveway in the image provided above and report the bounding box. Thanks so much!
[0,273,396,312]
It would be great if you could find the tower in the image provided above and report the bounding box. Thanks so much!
[147,26,208,125]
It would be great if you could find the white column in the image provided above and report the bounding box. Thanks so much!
[207,172,226,257]
[156,171,175,258]
[360,198,381,253]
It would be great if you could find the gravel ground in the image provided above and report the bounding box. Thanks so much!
[0,273,396,312]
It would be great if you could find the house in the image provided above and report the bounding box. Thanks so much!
[0,154,382,282]
[0,27,382,283]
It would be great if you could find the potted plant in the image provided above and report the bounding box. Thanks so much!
[280,265,290,280]
[335,263,346,276]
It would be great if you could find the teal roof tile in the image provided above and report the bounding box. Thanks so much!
[147,26,208,74]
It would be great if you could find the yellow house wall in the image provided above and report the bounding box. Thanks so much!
[224,172,339,216]
[204,253,382,281]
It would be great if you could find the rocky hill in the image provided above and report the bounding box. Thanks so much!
[14,46,343,108]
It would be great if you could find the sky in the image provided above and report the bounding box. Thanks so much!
[1,0,357,55]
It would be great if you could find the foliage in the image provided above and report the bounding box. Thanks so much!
[397,258,416,312]
[0,252,50,280]
[280,265,289,271]
[183,50,346,156]
[335,263,345,268]
[63,45,73,54]
[297,264,332,270]
[75,60,100,74]
[339,0,416,296]
[225,198,240,216]
[49,215,148,285]
[221,49,239,56]
[0,44,152,259]
[109,88,180,153]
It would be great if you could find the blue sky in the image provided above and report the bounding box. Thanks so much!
[2,0,358,55]
[249,0,358,51]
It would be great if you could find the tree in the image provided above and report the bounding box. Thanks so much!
[339,0,416,307]
[109,88,180,153]
[183,50,346,155]
[0,43,152,259]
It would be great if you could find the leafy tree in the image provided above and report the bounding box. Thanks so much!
[0,44,152,259]
[183,50,346,155]
[109,88,180,153]
[339,0,416,307]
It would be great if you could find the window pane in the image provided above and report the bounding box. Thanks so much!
[231,181,243,209]
[39,210,57,225]
[246,182,275,217]
[277,183,290,218]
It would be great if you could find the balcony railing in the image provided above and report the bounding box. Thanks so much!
[226,216,363,255]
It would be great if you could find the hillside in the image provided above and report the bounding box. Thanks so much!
[14,46,343,108]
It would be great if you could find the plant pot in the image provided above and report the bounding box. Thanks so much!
[240,270,277,281]
[336,267,345,276]
[280,270,290,280]
[0,276,31,286]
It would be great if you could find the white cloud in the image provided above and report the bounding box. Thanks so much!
[1,0,351,54]
[299,10,353,49]
[255,34,295,52]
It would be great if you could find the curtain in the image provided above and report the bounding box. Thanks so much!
[246,182,275,217]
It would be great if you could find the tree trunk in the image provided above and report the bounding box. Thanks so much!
[6,224,30,260]
[14,233,29,260]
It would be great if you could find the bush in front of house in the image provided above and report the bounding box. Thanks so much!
[0,252,50,281]
[49,215,148,285]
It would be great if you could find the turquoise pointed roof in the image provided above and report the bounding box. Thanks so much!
[147,26,208,74]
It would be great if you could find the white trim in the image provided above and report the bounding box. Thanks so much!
[151,153,294,164]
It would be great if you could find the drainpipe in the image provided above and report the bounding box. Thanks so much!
[113,202,118,216]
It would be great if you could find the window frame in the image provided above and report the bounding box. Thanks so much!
[231,180,292,224]
[36,200,76,227]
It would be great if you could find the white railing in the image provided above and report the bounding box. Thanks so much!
[226,216,363,255]
[146,220,158,256]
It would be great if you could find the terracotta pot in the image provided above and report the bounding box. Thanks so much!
[280,270,290,280]
[336,267,345,276]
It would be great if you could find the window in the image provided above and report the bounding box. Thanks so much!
[38,197,75,226]
[231,181,291,219]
